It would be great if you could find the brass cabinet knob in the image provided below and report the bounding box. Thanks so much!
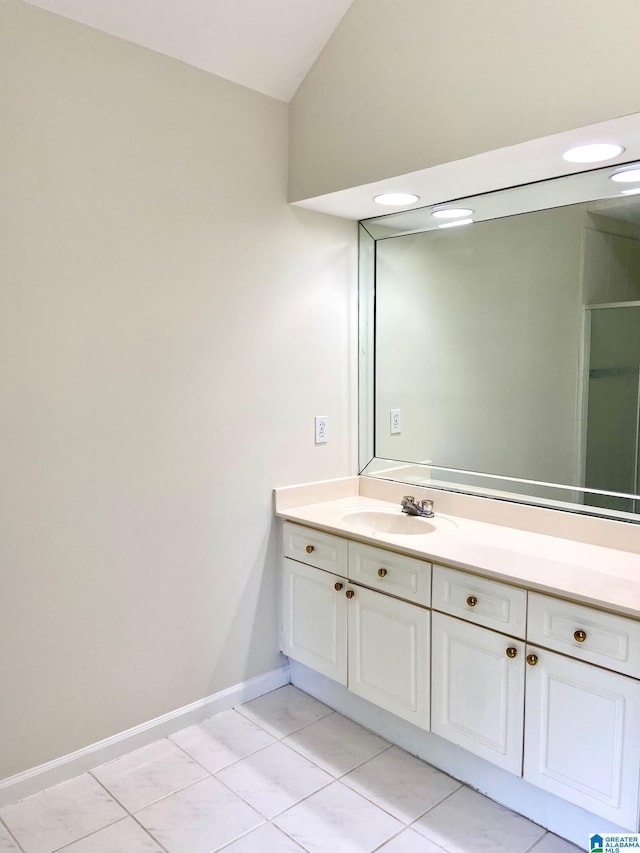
[334,582,343,591]
[345,589,355,599]
[574,629,587,643]
[526,654,539,666]
[506,647,518,659]
[305,545,314,554]
[466,595,478,607]
[378,568,388,577]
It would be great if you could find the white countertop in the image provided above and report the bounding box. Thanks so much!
[276,493,640,619]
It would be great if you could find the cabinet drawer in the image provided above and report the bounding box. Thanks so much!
[348,541,431,606]
[283,522,348,576]
[432,565,526,637]
[528,593,640,678]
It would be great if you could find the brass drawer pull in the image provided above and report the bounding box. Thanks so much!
[346,589,355,599]
[466,595,478,607]
[378,568,388,577]
[526,654,539,666]
[305,545,314,554]
[574,629,587,643]
[506,647,518,659]
[334,582,343,591]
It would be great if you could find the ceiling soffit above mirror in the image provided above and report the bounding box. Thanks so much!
[294,113,640,221]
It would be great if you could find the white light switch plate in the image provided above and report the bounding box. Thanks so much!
[390,409,401,434]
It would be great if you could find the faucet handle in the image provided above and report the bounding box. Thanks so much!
[402,495,416,504]
[419,499,434,516]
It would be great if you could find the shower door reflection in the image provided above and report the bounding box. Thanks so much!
[585,304,640,513]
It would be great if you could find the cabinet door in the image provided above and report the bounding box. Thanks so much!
[281,558,347,685]
[347,584,430,729]
[524,646,640,829]
[431,612,524,774]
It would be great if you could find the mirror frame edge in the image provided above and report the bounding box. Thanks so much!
[357,185,640,525]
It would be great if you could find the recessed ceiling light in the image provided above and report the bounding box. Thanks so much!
[438,218,473,229]
[431,207,474,220]
[621,187,640,196]
[610,167,640,183]
[373,192,420,206]
[562,143,624,163]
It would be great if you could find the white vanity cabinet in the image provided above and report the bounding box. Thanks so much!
[347,583,430,728]
[523,594,640,828]
[281,522,431,728]
[431,611,525,774]
[282,557,348,685]
[280,518,640,830]
[430,566,527,774]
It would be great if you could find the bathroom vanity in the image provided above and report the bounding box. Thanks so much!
[276,477,640,844]
[276,144,640,848]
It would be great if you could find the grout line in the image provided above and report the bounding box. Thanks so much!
[371,824,452,853]
[275,709,338,741]
[0,815,26,853]
[127,811,172,853]
[522,829,556,853]
[272,827,310,853]
[46,816,129,853]
[211,824,266,852]
[235,707,335,740]
[163,738,220,778]
[167,707,281,771]
[234,688,334,735]
[87,777,172,853]
[207,770,272,821]
[209,747,337,824]
[87,773,135,814]
[333,743,394,780]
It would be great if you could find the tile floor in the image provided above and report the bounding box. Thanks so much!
[0,685,583,853]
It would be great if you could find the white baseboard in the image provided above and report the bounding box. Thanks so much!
[0,664,290,808]
[289,660,625,851]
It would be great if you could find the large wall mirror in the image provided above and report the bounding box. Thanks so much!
[359,164,640,522]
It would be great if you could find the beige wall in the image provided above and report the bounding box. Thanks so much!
[0,0,356,778]
[289,0,640,201]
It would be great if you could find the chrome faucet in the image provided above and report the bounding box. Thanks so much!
[401,495,434,518]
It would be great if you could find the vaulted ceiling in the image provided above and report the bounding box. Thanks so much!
[23,0,354,101]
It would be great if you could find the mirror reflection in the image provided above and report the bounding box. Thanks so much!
[370,176,640,517]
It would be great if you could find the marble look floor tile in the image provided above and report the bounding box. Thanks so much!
[236,685,333,738]
[342,746,461,823]
[218,822,305,852]
[0,775,125,853]
[169,709,275,773]
[282,713,390,777]
[0,823,21,852]
[216,741,332,819]
[58,817,163,851]
[135,776,264,853]
[273,781,403,853]
[529,833,584,853]
[412,786,546,853]
[92,738,208,812]
[377,828,448,852]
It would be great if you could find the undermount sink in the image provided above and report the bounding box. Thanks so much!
[339,507,456,536]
